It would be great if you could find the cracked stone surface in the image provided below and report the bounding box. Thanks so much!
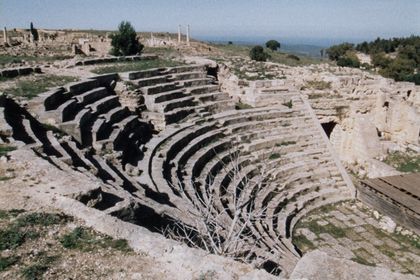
[293,201,420,277]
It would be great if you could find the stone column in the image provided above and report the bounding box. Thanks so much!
[3,27,8,45]
[186,24,190,45]
[178,25,181,43]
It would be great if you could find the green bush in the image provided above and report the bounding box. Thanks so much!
[0,227,26,250]
[265,40,281,51]
[15,213,67,227]
[0,256,19,271]
[110,21,144,56]
[326,43,354,60]
[371,52,392,68]
[336,52,360,68]
[249,45,270,61]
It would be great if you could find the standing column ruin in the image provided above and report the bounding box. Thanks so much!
[3,27,8,45]
[178,25,181,43]
[186,24,190,45]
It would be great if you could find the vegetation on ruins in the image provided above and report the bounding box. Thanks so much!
[91,58,183,74]
[249,45,270,61]
[0,210,133,279]
[235,102,253,110]
[110,21,144,56]
[328,36,420,84]
[265,40,281,51]
[0,145,16,157]
[302,80,332,90]
[383,150,420,173]
[163,151,274,267]
[0,55,73,66]
[2,75,78,99]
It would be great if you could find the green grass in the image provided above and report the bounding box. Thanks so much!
[20,254,58,280]
[282,100,293,108]
[235,102,253,110]
[351,255,376,267]
[300,219,346,238]
[0,55,72,66]
[15,213,68,227]
[293,235,316,251]
[3,75,78,99]
[90,59,184,74]
[213,44,321,66]
[275,141,296,147]
[60,227,132,252]
[0,227,27,250]
[302,80,332,90]
[0,209,25,220]
[269,153,281,160]
[0,212,66,251]
[384,151,420,173]
[0,256,19,272]
[0,145,16,156]
[269,51,321,66]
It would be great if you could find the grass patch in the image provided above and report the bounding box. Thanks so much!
[301,219,346,238]
[351,255,376,267]
[0,209,25,220]
[0,145,16,156]
[0,55,72,66]
[0,227,27,250]
[351,248,376,267]
[0,256,19,272]
[60,227,132,252]
[302,80,332,90]
[90,59,184,74]
[383,151,420,173]
[282,100,293,108]
[20,254,58,280]
[269,153,281,160]
[293,235,316,251]
[3,75,78,99]
[235,102,253,110]
[15,213,68,227]
[275,141,296,147]
[0,212,66,251]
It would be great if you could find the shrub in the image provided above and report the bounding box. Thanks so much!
[235,102,253,110]
[287,54,300,61]
[110,21,144,56]
[371,52,392,68]
[265,40,281,51]
[0,256,19,271]
[15,213,67,227]
[282,100,293,108]
[337,52,360,68]
[326,43,354,60]
[249,46,270,61]
[0,227,26,250]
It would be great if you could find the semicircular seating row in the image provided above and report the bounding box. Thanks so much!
[2,64,354,276]
[142,91,353,273]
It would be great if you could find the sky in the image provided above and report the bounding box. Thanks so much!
[0,0,419,46]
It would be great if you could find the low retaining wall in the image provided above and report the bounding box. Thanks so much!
[72,54,158,67]
[0,66,41,78]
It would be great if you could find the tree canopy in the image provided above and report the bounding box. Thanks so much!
[110,21,144,56]
[265,40,281,51]
[249,46,270,62]
[327,36,420,85]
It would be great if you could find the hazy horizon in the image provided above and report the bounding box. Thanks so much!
[1,0,418,47]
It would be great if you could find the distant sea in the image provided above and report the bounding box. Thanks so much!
[194,35,368,58]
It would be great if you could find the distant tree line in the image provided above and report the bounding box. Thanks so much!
[326,36,420,85]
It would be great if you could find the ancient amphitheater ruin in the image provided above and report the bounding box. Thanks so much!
[0,29,419,279]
